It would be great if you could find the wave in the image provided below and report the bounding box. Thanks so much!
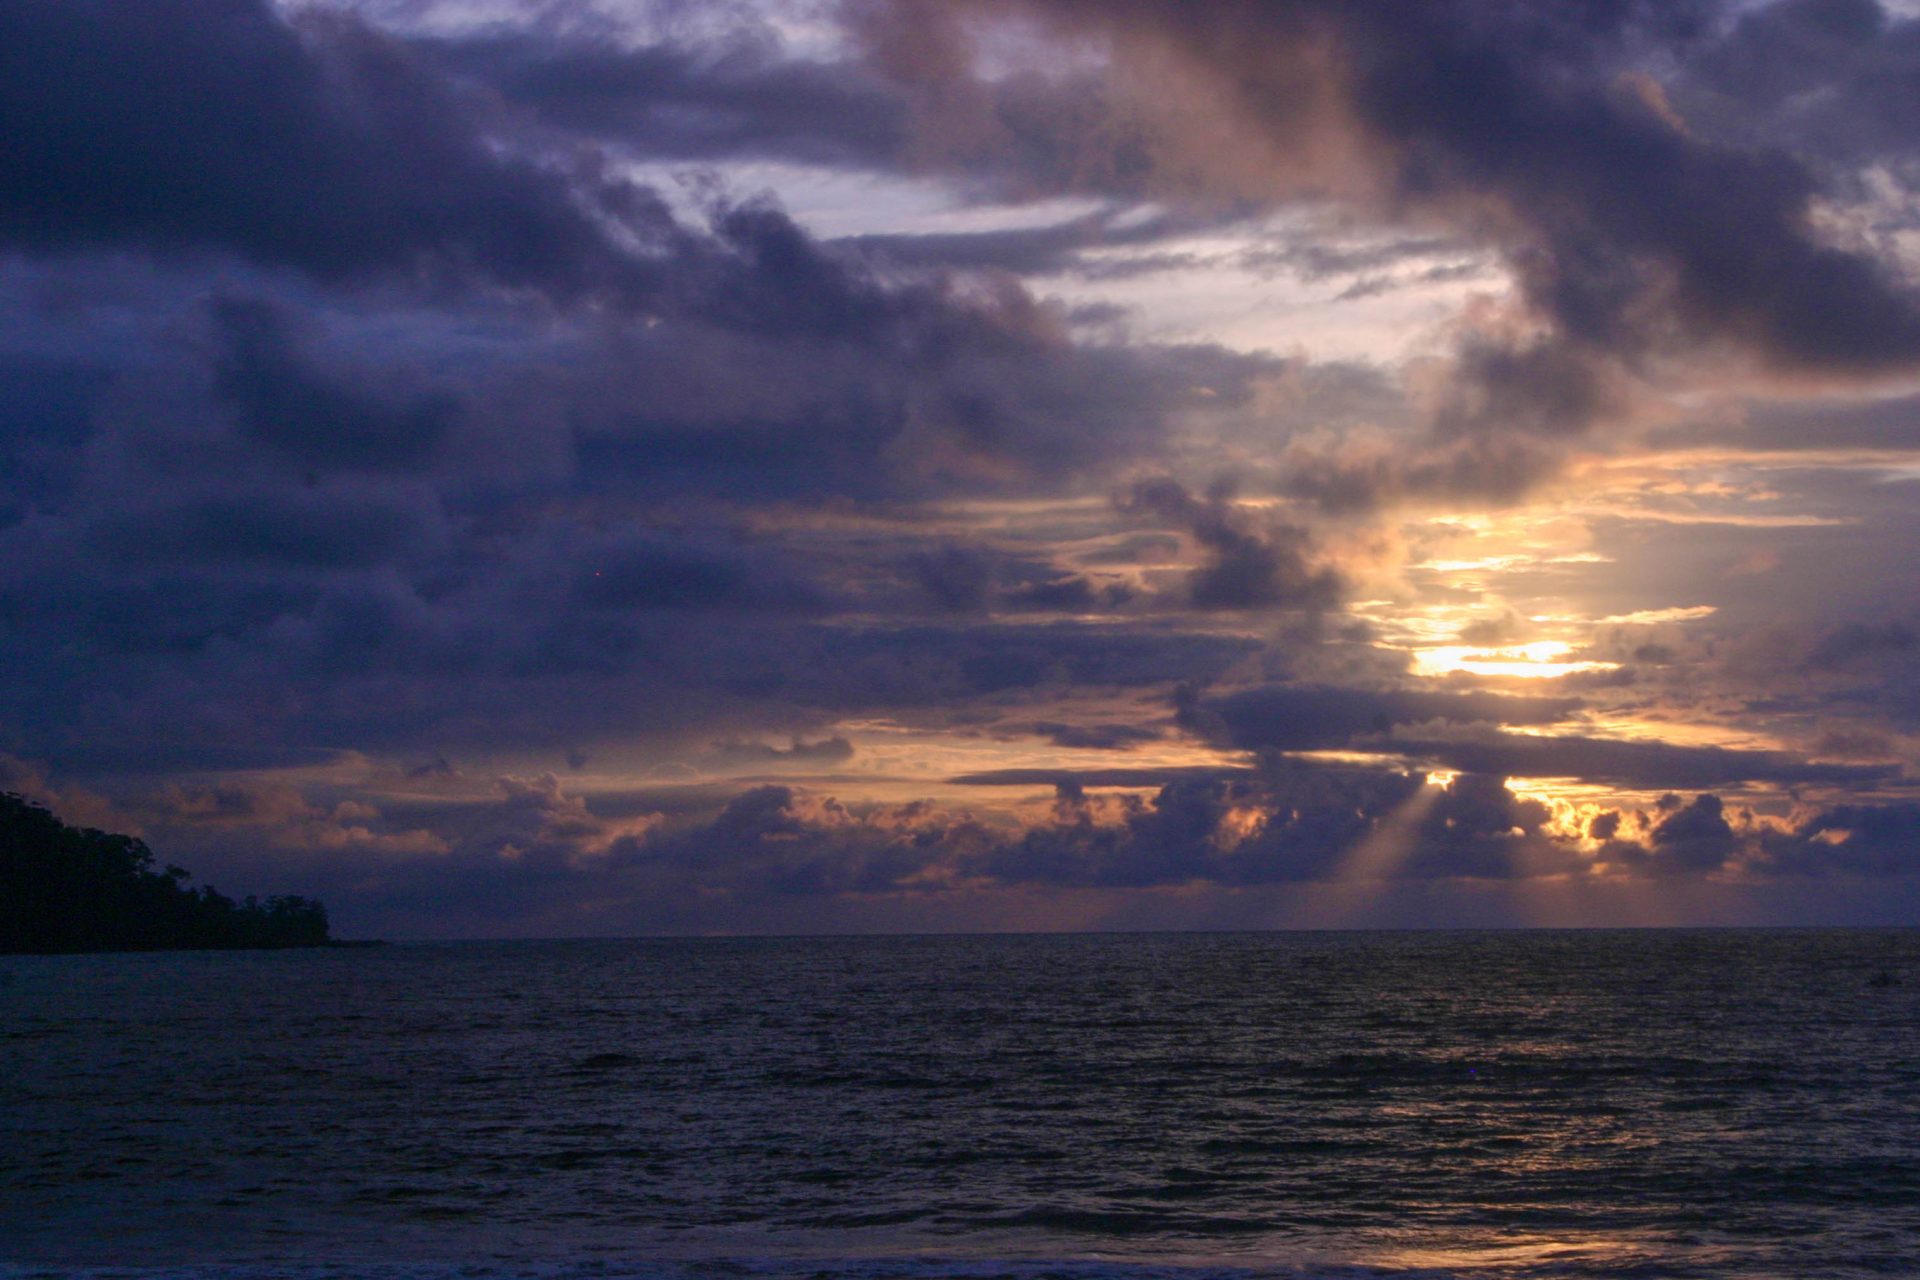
[0,1261,1436,1280]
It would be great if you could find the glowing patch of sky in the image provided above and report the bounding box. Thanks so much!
[1408,643,1619,680]
[1038,243,1506,364]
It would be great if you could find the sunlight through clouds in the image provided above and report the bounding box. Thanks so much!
[3,0,1920,933]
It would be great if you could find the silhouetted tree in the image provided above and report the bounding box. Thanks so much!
[0,793,333,953]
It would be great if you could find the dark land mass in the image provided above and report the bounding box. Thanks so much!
[1,792,335,954]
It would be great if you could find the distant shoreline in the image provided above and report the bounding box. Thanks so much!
[3,792,341,955]
[0,938,385,957]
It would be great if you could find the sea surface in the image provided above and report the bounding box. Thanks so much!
[3,930,1917,1279]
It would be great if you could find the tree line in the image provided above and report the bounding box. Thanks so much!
[0,792,332,953]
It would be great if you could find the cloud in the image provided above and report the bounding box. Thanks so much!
[86,488,429,570]
[5,0,1920,933]
[839,0,1920,512]
[1183,683,1577,752]
[209,296,456,472]
[1386,729,1899,789]
[905,543,997,612]
[1180,679,1902,787]
[1648,791,1741,870]
[472,771,1920,902]
[1757,799,1920,877]
[571,529,831,614]
[709,735,856,765]
[615,759,1566,895]
[949,765,1254,789]
[618,766,1920,901]
[835,207,1223,277]
[444,2,1920,390]
[135,777,450,858]
[763,623,1261,708]
[1120,478,1340,610]
[1245,3,1917,369]
[624,784,985,897]
[422,30,910,169]
[1802,618,1919,671]
[1682,0,1920,168]
[1019,721,1164,751]
[902,542,1134,615]
[1,0,1271,498]
[23,744,1920,939]
[0,100,1303,778]
[0,753,128,833]
[0,0,671,302]
[1276,428,1572,513]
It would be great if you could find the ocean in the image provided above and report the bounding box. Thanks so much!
[3,930,1916,1279]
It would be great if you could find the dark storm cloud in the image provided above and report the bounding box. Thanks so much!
[563,260,1273,503]
[601,758,1565,896]
[209,297,455,471]
[905,544,997,612]
[0,0,1583,525]
[87,489,429,571]
[1582,788,1920,879]
[620,785,987,897]
[1001,574,1134,613]
[1369,0,1915,373]
[839,221,1155,277]
[6,0,1920,932]
[834,207,1216,278]
[956,763,1575,888]
[74,0,1901,381]
[0,356,108,524]
[954,764,1582,890]
[427,14,1216,221]
[1406,771,1566,881]
[1275,330,1622,515]
[765,623,1262,709]
[1756,800,1920,877]
[1018,721,1164,751]
[1801,619,1918,672]
[1120,479,1339,611]
[591,768,1920,901]
[0,4,1314,780]
[1386,731,1899,789]
[841,0,1920,516]
[1,481,1266,765]
[5,0,1236,444]
[1761,612,1920,733]
[949,765,1253,789]
[422,21,1489,292]
[1430,339,1623,442]
[571,529,831,614]
[1334,1,1920,372]
[421,32,910,168]
[1649,792,1741,870]
[0,0,672,302]
[972,765,1419,888]
[1276,430,1571,514]
[903,543,1133,615]
[34,753,1920,938]
[1681,0,1920,167]
[1648,391,1920,454]
[1184,683,1577,753]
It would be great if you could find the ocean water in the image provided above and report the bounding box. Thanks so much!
[3,930,1917,1279]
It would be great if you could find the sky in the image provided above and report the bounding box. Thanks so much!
[6,0,1920,937]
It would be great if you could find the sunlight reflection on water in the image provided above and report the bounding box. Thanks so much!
[4,929,1917,1279]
